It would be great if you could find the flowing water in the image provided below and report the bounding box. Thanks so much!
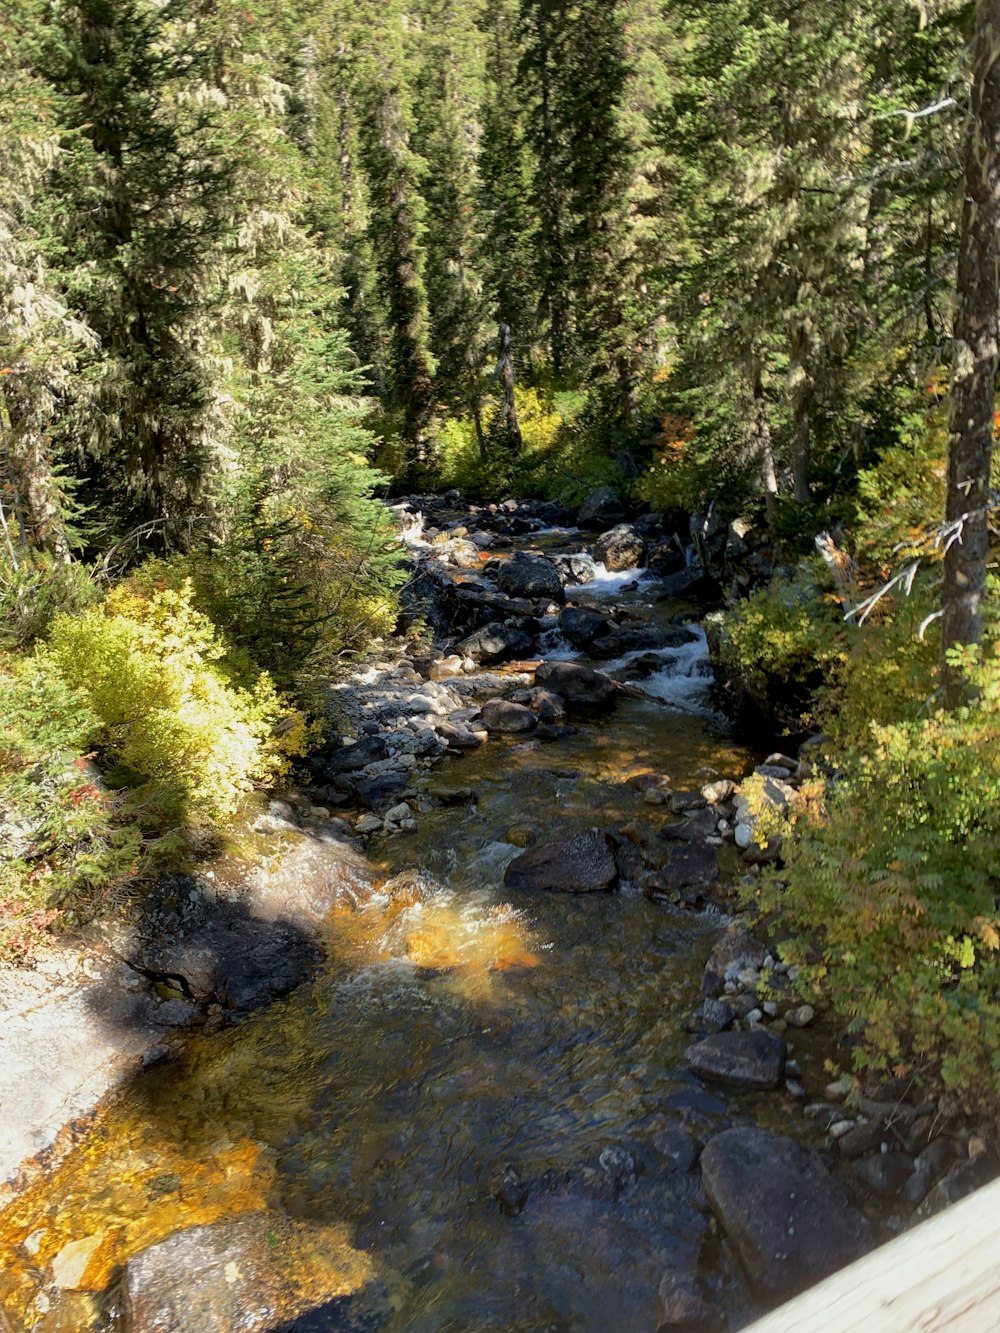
[0,540,824,1333]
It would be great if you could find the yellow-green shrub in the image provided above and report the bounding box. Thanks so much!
[749,676,1000,1118]
[0,658,141,960]
[47,579,294,828]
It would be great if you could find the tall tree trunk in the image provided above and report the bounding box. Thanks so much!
[788,317,814,504]
[496,322,523,454]
[750,361,778,526]
[940,0,1000,705]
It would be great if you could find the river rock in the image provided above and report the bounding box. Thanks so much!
[558,605,613,649]
[527,687,567,721]
[504,829,619,893]
[684,1029,785,1090]
[701,922,767,997]
[456,622,533,664]
[434,721,483,750]
[658,1270,722,1330]
[311,734,388,778]
[479,699,538,734]
[645,842,719,901]
[495,551,565,603]
[577,485,628,531]
[594,524,646,571]
[533,661,619,710]
[699,1128,871,1298]
[117,1211,371,1333]
[590,627,667,659]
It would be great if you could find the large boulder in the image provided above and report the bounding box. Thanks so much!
[495,551,565,604]
[479,699,538,734]
[505,829,619,893]
[684,1029,785,1091]
[645,842,719,901]
[456,621,535,664]
[533,661,619,710]
[577,486,628,531]
[699,1128,871,1298]
[117,1211,372,1333]
[310,735,387,779]
[594,524,647,572]
[558,606,613,650]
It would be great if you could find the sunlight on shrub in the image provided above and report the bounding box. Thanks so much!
[47,579,296,828]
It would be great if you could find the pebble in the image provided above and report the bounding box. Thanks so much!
[762,1001,779,1018]
[355,815,382,835]
[785,1004,815,1028]
[829,1119,856,1140]
[825,1079,852,1102]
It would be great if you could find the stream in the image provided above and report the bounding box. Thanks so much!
[0,508,852,1333]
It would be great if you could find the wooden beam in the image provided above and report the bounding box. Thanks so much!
[742,1178,1000,1332]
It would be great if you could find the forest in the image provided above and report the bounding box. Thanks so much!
[2,0,1000,1116]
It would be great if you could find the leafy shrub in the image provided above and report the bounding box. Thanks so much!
[435,386,567,499]
[0,659,141,961]
[750,674,1000,1117]
[711,559,850,725]
[47,579,295,828]
[0,551,97,649]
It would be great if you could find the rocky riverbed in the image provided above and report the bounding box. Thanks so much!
[0,490,994,1333]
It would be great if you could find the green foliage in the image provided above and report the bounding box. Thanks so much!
[0,658,141,961]
[47,579,296,829]
[432,383,622,502]
[712,560,850,721]
[750,662,1000,1117]
[0,552,96,649]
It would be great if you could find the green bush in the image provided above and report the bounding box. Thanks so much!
[0,659,141,961]
[47,578,296,828]
[750,675,1000,1117]
[0,551,97,650]
[711,559,850,725]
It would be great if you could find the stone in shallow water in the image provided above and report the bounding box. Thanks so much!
[684,1029,785,1091]
[504,829,619,893]
[533,660,619,710]
[479,698,538,734]
[118,1211,372,1333]
[699,1127,871,1299]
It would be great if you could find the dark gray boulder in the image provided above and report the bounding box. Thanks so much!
[479,698,538,734]
[684,1029,785,1091]
[505,829,619,893]
[699,1128,871,1298]
[495,551,565,603]
[311,734,387,777]
[558,605,613,649]
[456,621,534,664]
[533,660,619,710]
[577,486,628,530]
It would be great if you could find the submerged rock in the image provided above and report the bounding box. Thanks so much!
[504,829,619,893]
[117,1211,372,1333]
[699,1128,871,1298]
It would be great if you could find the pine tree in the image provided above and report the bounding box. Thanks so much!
[0,0,94,557]
[40,0,236,539]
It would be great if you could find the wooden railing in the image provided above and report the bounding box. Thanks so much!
[742,1178,1000,1331]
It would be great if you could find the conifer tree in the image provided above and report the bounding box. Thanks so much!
[41,0,235,538]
